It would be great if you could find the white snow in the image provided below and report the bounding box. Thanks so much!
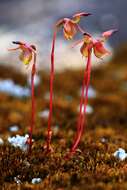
[78,105,93,114]
[0,138,4,145]
[79,86,97,98]
[31,178,42,184]
[8,134,29,151]
[0,79,30,97]
[9,125,19,132]
[27,74,40,87]
[38,109,49,118]
[113,148,127,161]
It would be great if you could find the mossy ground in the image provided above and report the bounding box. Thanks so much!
[0,45,127,190]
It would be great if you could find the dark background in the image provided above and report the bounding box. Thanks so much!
[0,0,126,70]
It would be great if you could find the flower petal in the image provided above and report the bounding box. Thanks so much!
[56,19,64,28]
[19,50,32,65]
[63,29,73,40]
[63,20,77,40]
[101,29,118,41]
[73,12,91,23]
[80,43,92,57]
[93,41,110,58]
[83,33,92,44]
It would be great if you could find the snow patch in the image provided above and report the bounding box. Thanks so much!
[9,125,19,132]
[0,138,4,145]
[0,79,30,97]
[31,178,42,184]
[8,134,30,151]
[113,148,127,161]
[78,105,93,114]
[38,109,49,118]
[79,86,97,98]
[27,74,40,87]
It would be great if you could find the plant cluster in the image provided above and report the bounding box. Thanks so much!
[8,11,117,158]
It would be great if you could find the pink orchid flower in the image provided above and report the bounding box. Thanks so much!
[8,41,36,66]
[80,29,118,58]
[46,12,91,153]
[8,41,37,154]
[67,29,117,157]
[56,12,91,40]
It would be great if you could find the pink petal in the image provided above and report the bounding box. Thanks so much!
[80,43,92,57]
[72,12,91,23]
[63,20,77,39]
[19,50,32,65]
[93,41,111,58]
[56,19,64,27]
[83,33,92,44]
[102,29,118,41]
[73,12,91,18]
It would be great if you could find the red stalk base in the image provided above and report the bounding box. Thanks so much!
[46,29,57,152]
[65,51,91,158]
[28,54,36,154]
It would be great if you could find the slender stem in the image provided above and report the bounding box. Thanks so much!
[46,29,57,151]
[77,24,85,34]
[77,61,89,133]
[67,50,91,157]
[29,53,36,154]
[79,51,91,134]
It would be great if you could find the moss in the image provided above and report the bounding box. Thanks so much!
[0,45,127,189]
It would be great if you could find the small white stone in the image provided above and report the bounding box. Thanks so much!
[0,138,4,145]
[79,86,96,98]
[8,134,30,151]
[38,110,49,118]
[9,125,19,132]
[78,105,93,114]
[31,178,42,184]
[113,148,127,161]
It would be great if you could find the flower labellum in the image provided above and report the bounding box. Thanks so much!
[79,29,117,58]
[8,41,36,66]
[56,12,91,40]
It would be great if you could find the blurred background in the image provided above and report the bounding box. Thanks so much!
[0,0,126,71]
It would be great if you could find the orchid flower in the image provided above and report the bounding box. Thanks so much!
[67,29,117,157]
[56,12,91,40]
[8,41,37,154]
[46,12,91,152]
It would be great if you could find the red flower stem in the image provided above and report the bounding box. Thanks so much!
[77,24,85,34]
[77,61,89,133]
[68,50,91,156]
[71,57,89,146]
[29,52,36,154]
[79,52,91,134]
[46,29,57,151]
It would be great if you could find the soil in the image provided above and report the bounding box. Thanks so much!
[0,44,127,190]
